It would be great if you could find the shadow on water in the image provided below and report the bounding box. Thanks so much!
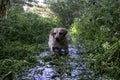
[22,45,94,80]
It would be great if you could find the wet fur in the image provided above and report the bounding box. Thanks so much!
[48,28,68,55]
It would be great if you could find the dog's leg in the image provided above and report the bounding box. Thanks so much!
[50,46,55,55]
[59,47,68,55]
[64,46,69,55]
[50,47,58,55]
[65,49,68,55]
[53,47,60,55]
[58,48,62,55]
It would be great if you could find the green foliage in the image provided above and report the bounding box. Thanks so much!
[0,59,30,74]
[0,4,59,79]
[42,55,71,78]
[0,0,119,79]
[69,0,120,79]
[49,0,86,28]
[2,5,58,44]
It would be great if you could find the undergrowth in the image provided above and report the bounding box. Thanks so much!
[0,4,59,79]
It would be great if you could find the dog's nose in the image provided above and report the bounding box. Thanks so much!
[56,37,59,41]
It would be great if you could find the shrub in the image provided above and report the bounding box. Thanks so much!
[69,0,120,79]
[0,4,59,79]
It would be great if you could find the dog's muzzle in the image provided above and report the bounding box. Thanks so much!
[55,37,60,41]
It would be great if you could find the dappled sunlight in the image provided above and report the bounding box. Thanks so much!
[23,1,56,18]
[69,26,78,44]
[100,25,110,32]
[70,21,83,35]
[70,26,77,34]
[69,22,82,44]
[102,42,110,50]
[0,0,119,80]
[22,46,94,80]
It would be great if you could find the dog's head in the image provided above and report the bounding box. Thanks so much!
[50,28,67,41]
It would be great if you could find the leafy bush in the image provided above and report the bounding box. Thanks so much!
[49,0,120,78]
[0,4,59,79]
[49,0,85,28]
[69,0,120,79]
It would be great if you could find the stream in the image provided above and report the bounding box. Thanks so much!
[22,45,99,80]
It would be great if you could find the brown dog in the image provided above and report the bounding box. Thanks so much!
[48,28,68,55]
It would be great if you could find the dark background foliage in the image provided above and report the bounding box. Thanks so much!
[0,0,120,79]
[0,2,58,79]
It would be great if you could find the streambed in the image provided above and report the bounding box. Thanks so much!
[22,45,97,80]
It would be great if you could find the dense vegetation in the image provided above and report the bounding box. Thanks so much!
[50,0,120,79]
[0,4,58,79]
[0,0,120,79]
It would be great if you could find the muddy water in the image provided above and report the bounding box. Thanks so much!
[22,45,94,80]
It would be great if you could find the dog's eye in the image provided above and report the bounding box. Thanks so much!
[59,33,63,35]
[53,33,56,35]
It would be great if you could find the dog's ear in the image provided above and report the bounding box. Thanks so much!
[50,28,54,36]
[62,28,68,36]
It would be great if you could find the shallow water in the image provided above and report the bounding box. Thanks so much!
[22,46,94,80]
